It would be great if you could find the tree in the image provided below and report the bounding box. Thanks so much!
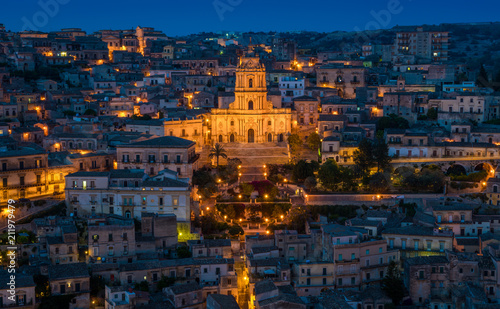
[208,143,228,167]
[373,138,391,172]
[353,139,375,177]
[228,224,244,237]
[292,160,315,182]
[131,114,152,120]
[376,114,410,132]
[240,183,255,196]
[426,107,438,120]
[382,261,405,305]
[176,246,192,258]
[493,69,500,92]
[62,110,76,117]
[318,159,341,191]
[288,133,302,157]
[368,172,390,193]
[304,176,317,191]
[306,132,321,151]
[157,276,176,290]
[477,64,490,88]
[134,281,150,292]
[83,109,97,116]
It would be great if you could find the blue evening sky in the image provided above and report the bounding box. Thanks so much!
[1,0,499,36]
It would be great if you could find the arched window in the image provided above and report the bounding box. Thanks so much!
[278,133,284,142]
[248,100,254,110]
[125,211,131,218]
[494,186,498,193]
[249,78,253,88]
[336,75,343,83]
[219,135,223,143]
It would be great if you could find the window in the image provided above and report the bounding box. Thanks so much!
[419,270,424,279]
[338,254,342,261]
[351,253,355,260]
[163,155,169,163]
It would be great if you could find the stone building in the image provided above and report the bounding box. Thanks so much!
[316,63,366,99]
[116,136,199,179]
[64,169,191,222]
[210,56,292,144]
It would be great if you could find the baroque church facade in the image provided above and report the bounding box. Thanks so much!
[210,56,293,144]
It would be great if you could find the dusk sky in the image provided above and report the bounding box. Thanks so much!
[2,0,500,36]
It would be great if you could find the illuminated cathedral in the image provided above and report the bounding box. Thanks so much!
[210,56,292,144]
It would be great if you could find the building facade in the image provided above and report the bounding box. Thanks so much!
[210,56,292,144]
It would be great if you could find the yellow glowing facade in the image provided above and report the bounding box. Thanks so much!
[210,56,292,144]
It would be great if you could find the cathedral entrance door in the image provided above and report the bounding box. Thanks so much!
[230,134,235,143]
[248,129,255,143]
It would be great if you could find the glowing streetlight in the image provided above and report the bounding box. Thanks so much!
[280,215,284,219]
[483,182,487,186]
[377,195,381,199]
[263,164,266,168]
[266,230,270,234]
[238,195,242,199]
[284,179,288,182]
[239,218,242,222]
[206,207,210,211]
[264,194,268,198]
[265,218,268,222]
[238,173,242,177]
[224,215,227,220]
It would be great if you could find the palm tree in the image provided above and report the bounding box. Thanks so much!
[209,143,228,167]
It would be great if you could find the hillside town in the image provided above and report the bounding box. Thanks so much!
[1,20,500,309]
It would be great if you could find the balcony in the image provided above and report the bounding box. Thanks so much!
[335,258,360,264]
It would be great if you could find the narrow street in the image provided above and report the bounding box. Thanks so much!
[235,255,250,309]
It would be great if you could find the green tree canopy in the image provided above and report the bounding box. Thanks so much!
[376,114,410,132]
[288,133,302,154]
[292,160,318,182]
[209,143,228,167]
[306,132,321,151]
[353,138,375,177]
[382,261,405,305]
[477,64,490,88]
[83,109,97,116]
[318,159,341,191]
[373,138,391,172]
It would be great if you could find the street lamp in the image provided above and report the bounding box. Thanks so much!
[206,207,210,211]
[238,194,242,199]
